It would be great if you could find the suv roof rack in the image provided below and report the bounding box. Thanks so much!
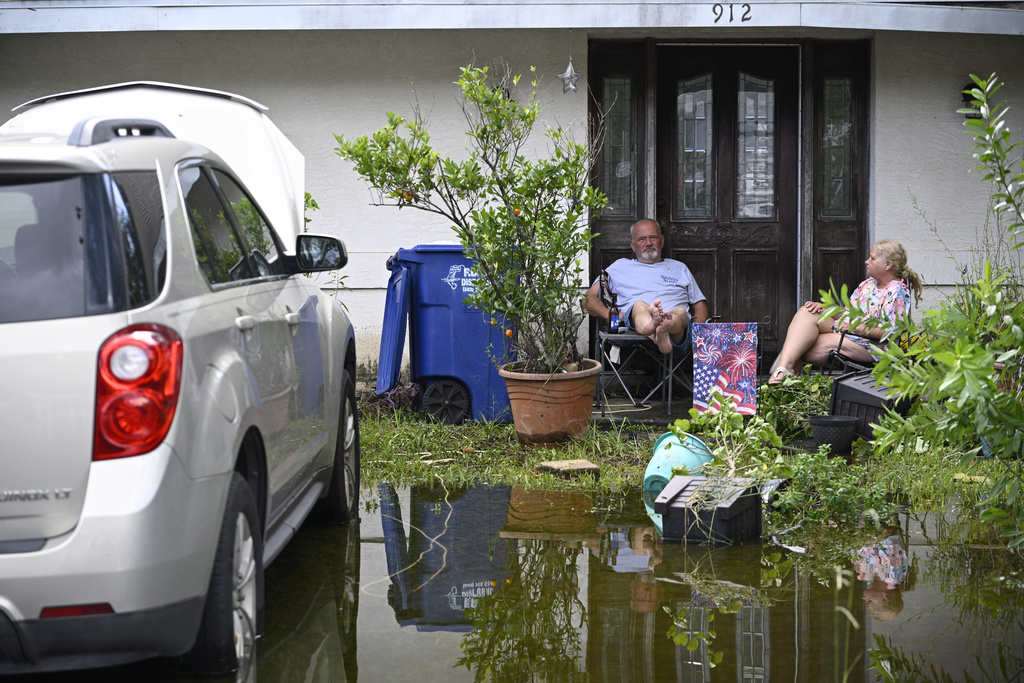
[13,81,269,114]
[69,117,175,147]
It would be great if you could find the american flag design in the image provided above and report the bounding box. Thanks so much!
[692,322,759,415]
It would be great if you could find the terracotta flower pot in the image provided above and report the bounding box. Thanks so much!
[498,358,601,445]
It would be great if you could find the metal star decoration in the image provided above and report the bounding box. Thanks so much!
[558,61,581,94]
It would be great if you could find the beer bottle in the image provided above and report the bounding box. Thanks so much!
[609,293,621,332]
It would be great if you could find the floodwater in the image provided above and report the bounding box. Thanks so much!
[15,482,1024,682]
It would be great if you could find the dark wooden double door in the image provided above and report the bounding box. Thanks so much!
[590,44,801,358]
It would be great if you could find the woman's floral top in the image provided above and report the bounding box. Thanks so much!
[850,277,911,332]
[840,277,911,357]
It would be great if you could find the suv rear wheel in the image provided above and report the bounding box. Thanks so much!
[318,370,360,524]
[181,471,263,677]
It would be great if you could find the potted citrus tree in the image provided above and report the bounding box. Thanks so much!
[335,64,607,444]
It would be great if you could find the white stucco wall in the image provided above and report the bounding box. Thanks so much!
[1,27,1022,383]
[0,29,590,383]
[872,31,1024,312]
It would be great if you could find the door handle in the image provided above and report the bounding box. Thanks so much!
[284,312,301,326]
[235,315,257,332]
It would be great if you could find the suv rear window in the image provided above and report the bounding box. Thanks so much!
[0,172,166,324]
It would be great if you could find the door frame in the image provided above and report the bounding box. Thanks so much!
[589,38,871,363]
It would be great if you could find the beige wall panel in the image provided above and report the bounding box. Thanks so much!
[872,31,1024,313]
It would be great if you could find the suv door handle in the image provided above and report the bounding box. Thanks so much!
[235,315,257,331]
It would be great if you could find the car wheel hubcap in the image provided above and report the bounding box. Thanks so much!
[232,512,257,677]
[343,399,356,506]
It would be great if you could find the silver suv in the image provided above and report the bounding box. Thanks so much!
[0,82,359,677]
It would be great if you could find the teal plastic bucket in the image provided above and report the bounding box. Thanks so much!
[642,432,713,533]
[644,432,713,491]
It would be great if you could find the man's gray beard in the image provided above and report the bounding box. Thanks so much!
[638,249,660,264]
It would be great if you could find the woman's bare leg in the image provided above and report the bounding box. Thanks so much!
[804,333,875,367]
[770,305,834,374]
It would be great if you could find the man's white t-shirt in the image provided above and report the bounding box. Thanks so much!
[602,258,706,328]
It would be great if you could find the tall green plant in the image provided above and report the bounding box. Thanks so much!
[335,65,606,374]
[824,73,1024,547]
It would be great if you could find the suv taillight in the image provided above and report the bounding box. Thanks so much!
[93,324,183,460]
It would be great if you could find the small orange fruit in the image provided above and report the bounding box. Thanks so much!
[505,329,513,338]
[513,208,521,216]
[490,319,497,326]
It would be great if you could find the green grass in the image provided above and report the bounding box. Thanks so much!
[359,398,1020,543]
[358,408,661,492]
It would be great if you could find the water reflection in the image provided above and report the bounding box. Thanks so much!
[21,484,1022,681]
[363,484,1023,682]
[379,483,510,631]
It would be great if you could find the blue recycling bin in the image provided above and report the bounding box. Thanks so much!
[377,244,512,423]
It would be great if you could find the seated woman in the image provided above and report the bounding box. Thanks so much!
[768,239,923,384]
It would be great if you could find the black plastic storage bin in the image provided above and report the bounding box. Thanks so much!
[653,475,762,543]
[829,370,910,440]
[377,245,512,423]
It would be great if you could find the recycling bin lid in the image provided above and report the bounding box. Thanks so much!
[376,257,410,395]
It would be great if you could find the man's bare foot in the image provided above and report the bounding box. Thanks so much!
[653,315,673,354]
[635,301,661,336]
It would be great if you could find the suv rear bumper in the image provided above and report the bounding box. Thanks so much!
[0,446,231,671]
[0,595,204,673]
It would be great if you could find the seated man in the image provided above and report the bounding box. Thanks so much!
[585,219,709,354]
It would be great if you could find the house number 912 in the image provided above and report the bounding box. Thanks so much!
[712,3,752,22]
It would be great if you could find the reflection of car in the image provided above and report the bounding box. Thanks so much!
[259,522,360,683]
[0,82,360,677]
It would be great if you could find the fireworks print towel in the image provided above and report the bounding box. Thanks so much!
[692,322,759,415]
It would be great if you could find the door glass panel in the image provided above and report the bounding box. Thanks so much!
[601,77,634,215]
[213,169,288,277]
[180,165,250,285]
[821,77,853,217]
[675,74,713,218]
[735,73,775,219]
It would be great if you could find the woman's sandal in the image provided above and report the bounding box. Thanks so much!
[768,366,794,385]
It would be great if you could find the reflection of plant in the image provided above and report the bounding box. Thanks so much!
[870,635,960,683]
[665,551,790,669]
[189,208,244,282]
[869,526,1024,682]
[457,539,588,681]
[772,524,877,587]
[232,196,272,254]
[833,568,862,683]
[921,533,1024,629]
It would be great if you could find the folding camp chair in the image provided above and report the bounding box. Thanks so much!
[594,328,693,416]
[827,328,911,375]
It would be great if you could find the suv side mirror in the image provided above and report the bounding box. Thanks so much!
[296,234,347,272]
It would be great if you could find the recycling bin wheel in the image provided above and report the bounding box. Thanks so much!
[422,379,471,424]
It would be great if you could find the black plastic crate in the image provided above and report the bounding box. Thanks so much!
[829,370,909,440]
[653,476,762,543]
